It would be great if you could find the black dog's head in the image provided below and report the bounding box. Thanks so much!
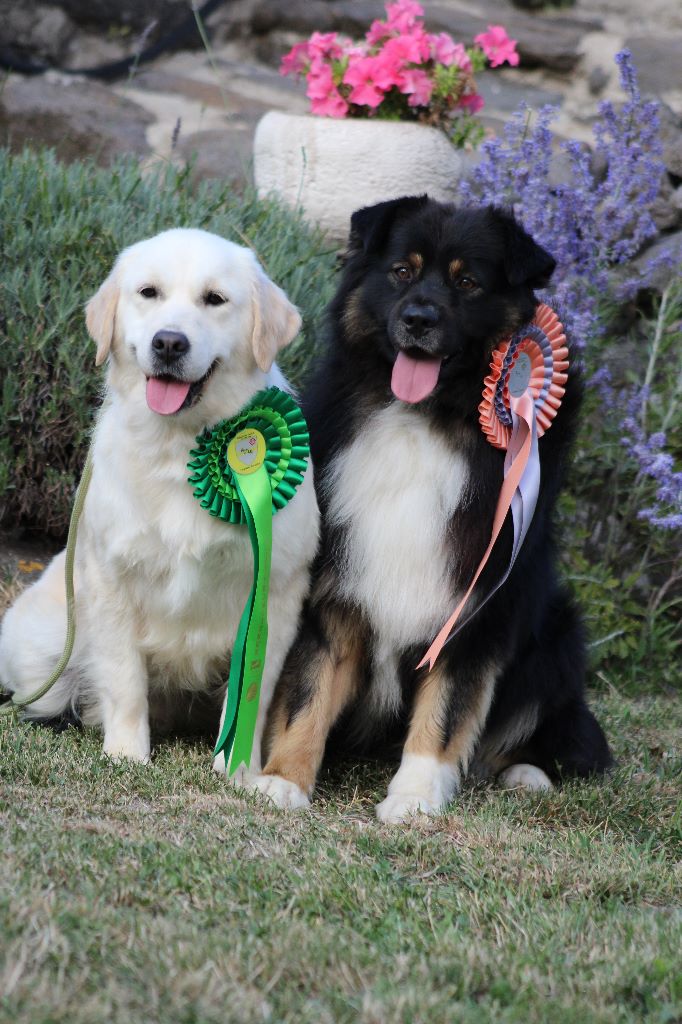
[335,195,555,409]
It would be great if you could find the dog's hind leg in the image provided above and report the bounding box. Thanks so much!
[251,600,363,810]
[376,659,498,824]
[505,697,613,783]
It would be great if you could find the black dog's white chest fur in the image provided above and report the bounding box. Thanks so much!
[323,402,468,647]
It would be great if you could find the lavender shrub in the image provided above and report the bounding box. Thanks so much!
[461,50,681,687]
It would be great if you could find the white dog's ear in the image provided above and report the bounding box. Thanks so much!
[85,271,120,366]
[251,267,302,372]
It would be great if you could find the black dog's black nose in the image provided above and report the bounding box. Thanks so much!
[151,330,190,362]
[401,302,440,335]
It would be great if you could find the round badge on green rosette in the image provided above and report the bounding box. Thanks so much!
[188,386,310,523]
[187,386,311,776]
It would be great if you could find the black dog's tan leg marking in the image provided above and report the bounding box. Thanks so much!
[376,663,497,824]
[252,605,362,810]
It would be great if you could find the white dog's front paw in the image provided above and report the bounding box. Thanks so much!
[250,774,311,811]
[498,763,553,792]
[103,738,150,764]
[376,792,439,824]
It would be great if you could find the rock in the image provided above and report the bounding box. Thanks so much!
[624,37,682,106]
[476,69,563,115]
[0,1,76,65]
[588,66,610,96]
[657,103,682,182]
[630,230,682,294]
[46,0,192,35]
[512,0,574,7]
[649,193,682,232]
[0,74,152,164]
[176,127,254,185]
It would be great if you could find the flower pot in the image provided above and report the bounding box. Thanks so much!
[253,111,469,242]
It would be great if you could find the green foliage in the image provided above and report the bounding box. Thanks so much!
[0,147,337,537]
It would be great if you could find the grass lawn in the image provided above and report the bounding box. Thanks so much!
[0,577,680,1024]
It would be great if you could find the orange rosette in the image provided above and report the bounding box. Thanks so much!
[478,303,569,450]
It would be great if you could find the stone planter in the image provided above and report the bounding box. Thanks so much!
[253,111,469,242]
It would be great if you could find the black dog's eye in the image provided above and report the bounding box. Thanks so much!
[457,276,478,291]
[392,264,413,283]
[139,286,159,299]
[203,291,228,306]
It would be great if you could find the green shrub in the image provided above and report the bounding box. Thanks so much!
[0,147,337,537]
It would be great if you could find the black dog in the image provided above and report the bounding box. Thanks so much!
[254,196,612,822]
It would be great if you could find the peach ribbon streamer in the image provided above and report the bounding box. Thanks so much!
[417,391,539,671]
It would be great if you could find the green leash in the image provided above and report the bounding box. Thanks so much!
[0,448,94,717]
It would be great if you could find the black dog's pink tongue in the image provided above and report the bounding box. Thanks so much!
[391,351,442,403]
[146,377,191,415]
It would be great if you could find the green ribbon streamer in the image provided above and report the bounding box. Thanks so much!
[187,387,310,778]
[214,463,272,775]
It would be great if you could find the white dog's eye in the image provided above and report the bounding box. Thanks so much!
[139,286,159,299]
[203,291,228,307]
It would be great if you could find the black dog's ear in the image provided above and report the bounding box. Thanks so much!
[491,207,556,289]
[347,195,429,258]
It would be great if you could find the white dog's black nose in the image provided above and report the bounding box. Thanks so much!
[151,330,190,363]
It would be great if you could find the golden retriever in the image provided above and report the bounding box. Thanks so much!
[0,228,319,778]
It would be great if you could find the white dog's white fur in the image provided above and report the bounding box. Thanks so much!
[0,228,319,774]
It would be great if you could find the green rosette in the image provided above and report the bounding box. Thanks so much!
[188,386,310,523]
[187,387,310,776]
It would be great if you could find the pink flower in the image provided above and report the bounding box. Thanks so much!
[458,91,485,113]
[366,19,390,46]
[343,55,386,108]
[307,31,345,61]
[385,0,424,34]
[280,41,309,78]
[399,67,433,107]
[381,30,430,68]
[430,34,472,73]
[306,62,349,117]
[474,25,519,68]
[310,91,349,117]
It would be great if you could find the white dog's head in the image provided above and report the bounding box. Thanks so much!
[85,228,301,425]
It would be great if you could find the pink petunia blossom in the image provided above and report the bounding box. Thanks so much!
[458,91,485,113]
[474,25,519,68]
[385,0,424,34]
[280,41,310,77]
[430,34,472,73]
[366,19,390,46]
[343,55,386,108]
[307,31,345,61]
[381,29,431,68]
[399,67,433,107]
[310,90,349,117]
[306,62,349,116]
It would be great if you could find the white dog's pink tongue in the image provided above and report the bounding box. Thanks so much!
[391,352,442,403]
[146,377,191,415]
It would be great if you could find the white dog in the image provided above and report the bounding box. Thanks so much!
[0,228,319,775]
